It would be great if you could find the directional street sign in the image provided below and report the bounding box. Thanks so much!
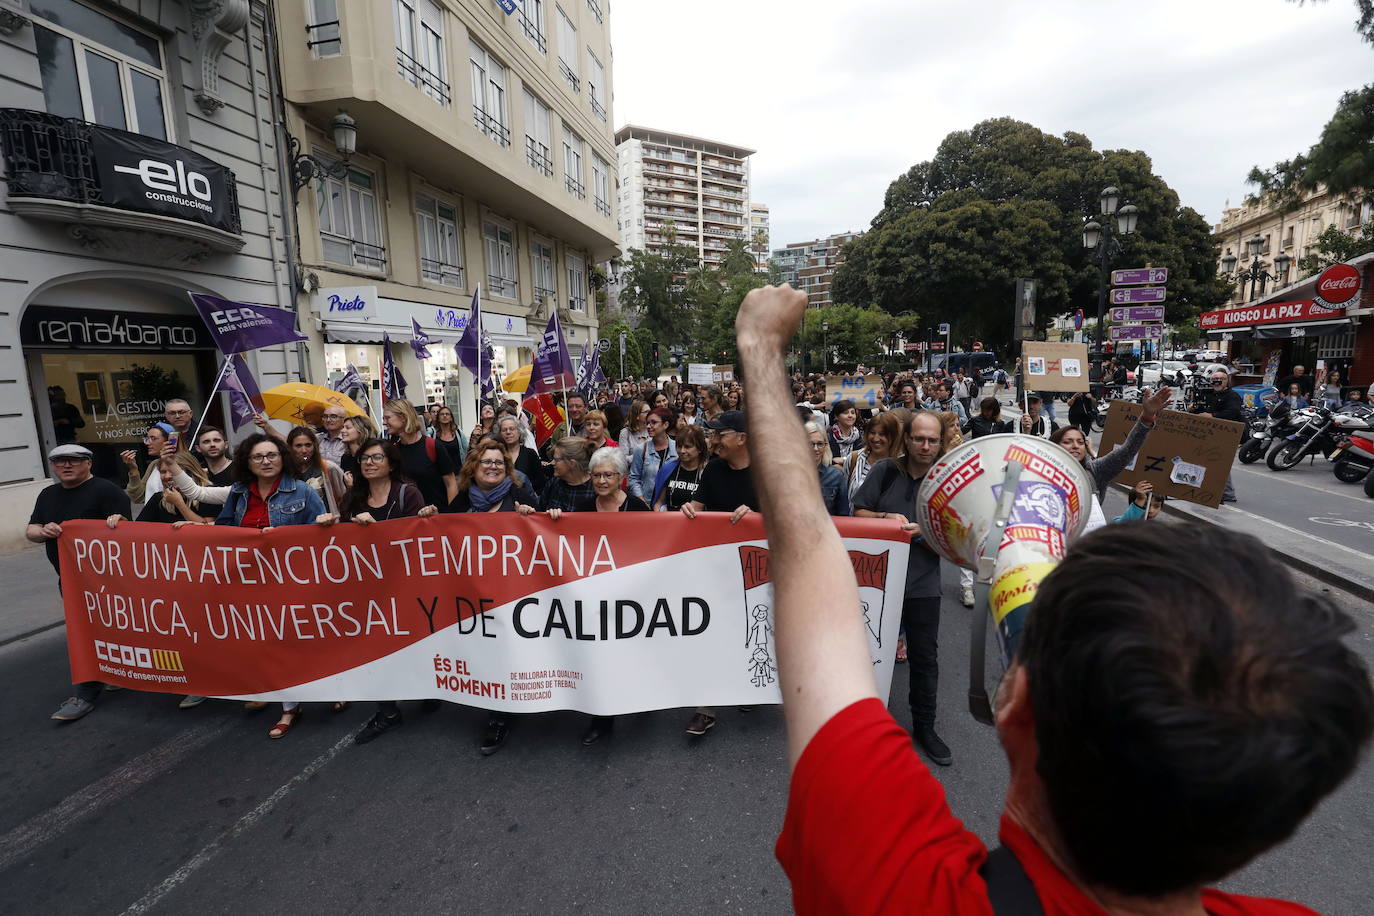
[1109,287,1166,305]
[937,322,950,335]
[1112,267,1169,286]
[1109,305,1166,323]
[1109,324,1165,340]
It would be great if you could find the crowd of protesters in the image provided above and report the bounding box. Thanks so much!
[29,363,1169,763]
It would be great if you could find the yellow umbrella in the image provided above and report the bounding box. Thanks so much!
[501,364,532,393]
[260,383,366,427]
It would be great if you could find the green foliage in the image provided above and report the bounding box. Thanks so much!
[1303,84,1374,198]
[1286,0,1374,44]
[632,327,658,377]
[598,320,642,380]
[796,304,899,371]
[1297,220,1374,274]
[129,363,188,402]
[833,117,1229,354]
[616,228,699,345]
[1244,156,1310,213]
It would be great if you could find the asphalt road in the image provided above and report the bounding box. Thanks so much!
[2,491,1372,915]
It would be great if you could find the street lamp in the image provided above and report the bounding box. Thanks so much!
[287,110,358,201]
[1082,186,1139,354]
[1220,234,1290,302]
[822,321,829,373]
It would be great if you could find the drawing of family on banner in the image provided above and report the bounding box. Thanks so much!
[58,516,908,715]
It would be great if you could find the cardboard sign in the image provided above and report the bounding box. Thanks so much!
[687,363,714,385]
[825,375,883,408]
[1021,341,1089,392]
[1098,401,1245,508]
[712,365,735,384]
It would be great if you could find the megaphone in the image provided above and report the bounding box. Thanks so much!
[916,434,1094,723]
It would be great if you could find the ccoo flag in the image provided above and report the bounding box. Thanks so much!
[409,317,435,360]
[575,345,606,401]
[380,332,407,403]
[332,363,365,394]
[454,287,496,397]
[218,354,266,430]
[189,293,307,355]
[530,311,575,394]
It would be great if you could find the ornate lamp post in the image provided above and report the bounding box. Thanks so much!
[1082,186,1139,353]
[287,110,358,202]
[1219,234,1290,302]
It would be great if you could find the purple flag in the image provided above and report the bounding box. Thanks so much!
[332,363,365,394]
[218,354,265,430]
[530,311,575,394]
[380,332,407,403]
[189,293,307,355]
[575,345,606,401]
[454,288,496,397]
[409,317,434,360]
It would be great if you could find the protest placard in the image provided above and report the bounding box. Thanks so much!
[58,515,908,714]
[687,363,714,385]
[824,375,883,408]
[712,365,735,384]
[1098,401,1245,508]
[1021,341,1089,392]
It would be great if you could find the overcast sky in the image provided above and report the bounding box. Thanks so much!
[610,0,1372,251]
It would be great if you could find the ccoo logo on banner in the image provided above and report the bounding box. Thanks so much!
[91,125,238,234]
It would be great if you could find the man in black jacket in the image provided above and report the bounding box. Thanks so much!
[1193,368,1243,503]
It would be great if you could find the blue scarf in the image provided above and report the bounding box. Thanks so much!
[467,477,513,512]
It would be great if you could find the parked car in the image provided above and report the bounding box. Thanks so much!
[1138,360,1190,387]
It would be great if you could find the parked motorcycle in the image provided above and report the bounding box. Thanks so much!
[1266,403,1374,472]
[1238,400,1291,464]
[1331,434,1374,483]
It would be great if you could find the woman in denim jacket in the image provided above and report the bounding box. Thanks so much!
[213,433,325,738]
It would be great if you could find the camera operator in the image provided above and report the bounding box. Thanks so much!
[1194,367,1243,504]
[734,283,1373,916]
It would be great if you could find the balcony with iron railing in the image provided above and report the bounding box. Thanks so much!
[0,107,244,252]
[559,59,580,93]
[306,20,341,55]
[594,196,610,216]
[518,8,547,52]
[488,273,518,298]
[566,175,585,199]
[590,95,606,122]
[473,106,511,147]
[525,136,553,176]
[396,49,451,106]
[322,231,387,271]
[534,284,557,301]
[420,258,463,286]
[586,0,603,22]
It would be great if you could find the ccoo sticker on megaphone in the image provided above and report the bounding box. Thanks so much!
[917,434,1093,664]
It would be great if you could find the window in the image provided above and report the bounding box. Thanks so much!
[395,0,448,105]
[517,0,546,53]
[31,0,170,139]
[483,219,517,298]
[556,7,579,92]
[315,160,386,271]
[416,195,463,287]
[592,153,610,216]
[531,237,556,301]
[563,126,584,199]
[587,49,606,121]
[586,0,603,22]
[470,40,510,146]
[306,0,341,56]
[523,89,553,176]
[566,252,586,311]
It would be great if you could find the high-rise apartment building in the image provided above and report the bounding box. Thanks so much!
[749,203,770,271]
[774,231,861,307]
[616,125,753,268]
[282,0,619,417]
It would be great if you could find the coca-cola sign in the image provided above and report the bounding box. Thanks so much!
[1314,263,1361,307]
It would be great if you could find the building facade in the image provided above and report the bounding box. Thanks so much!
[748,201,768,272]
[0,0,297,552]
[282,0,618,415]
[775,230,861,308]
[615,124,753,269]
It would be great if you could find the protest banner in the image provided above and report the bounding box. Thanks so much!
[824,375,883,408]
[687,364,714,386]
[1021,341,1089,392]
[57,516,908,714]
[1098,401,1245,508]
[712,365,735,384]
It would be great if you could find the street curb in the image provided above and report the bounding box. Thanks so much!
[1109,482,1374,603]
[0,619,65,649]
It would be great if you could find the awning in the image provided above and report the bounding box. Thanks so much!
[1208,318,1353,341]
[324,323,532,348]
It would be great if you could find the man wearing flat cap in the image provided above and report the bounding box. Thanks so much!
[26,444,131,722]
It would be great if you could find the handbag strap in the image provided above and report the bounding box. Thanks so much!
[979,846,1044,916]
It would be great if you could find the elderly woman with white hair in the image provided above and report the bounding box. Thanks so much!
[590,446,650,512]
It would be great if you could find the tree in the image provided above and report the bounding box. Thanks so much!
[598,320,642,379]
[1303,84,1374,200]
[632,327,658,378]
[1297,220,1374,274]
[617,226,699,346]
[796,304,896,371]
[1287,0,1374,44]
[833,118,1229,356]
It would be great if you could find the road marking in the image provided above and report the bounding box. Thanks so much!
[1310,516,1374,531]
[0,720,234,875]
[1232,464,1371,503]
[1211,504,1374,564]
[118,732,353,916]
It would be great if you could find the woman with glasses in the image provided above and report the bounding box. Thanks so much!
[211,433,325,739]
[316,438,438,744]
[805,422,852,516]
[627,407,677,503]
[652,425,708,512]
[532,437,597,513]
[120,422,179,507]
[339,415,378,484]
[492,414,546,494]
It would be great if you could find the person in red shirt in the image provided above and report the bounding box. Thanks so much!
[734,284,1374,916]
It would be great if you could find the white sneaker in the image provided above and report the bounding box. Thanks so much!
[960,585,975,608]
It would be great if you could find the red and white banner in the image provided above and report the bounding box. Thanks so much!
[1199,298,1346,330]
[58,516,909,714]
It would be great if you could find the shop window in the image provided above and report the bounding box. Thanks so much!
[31,0,169,139]
[316,160,386,271]
[415,194,463,287]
